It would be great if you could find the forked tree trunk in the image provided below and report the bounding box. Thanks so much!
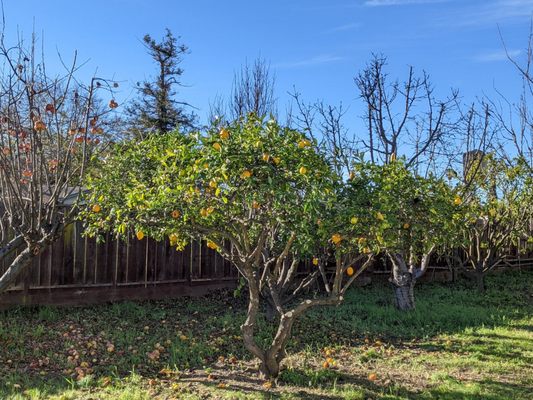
[391,272,416,310]
[476,270,485,292]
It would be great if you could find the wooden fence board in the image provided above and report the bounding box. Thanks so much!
[1,221,531,307]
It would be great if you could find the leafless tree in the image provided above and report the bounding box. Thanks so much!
[355,54,459,174]
[209,58,276,125]
[288,91,358,176]
[0,31,117,293]
[490,26,533,172]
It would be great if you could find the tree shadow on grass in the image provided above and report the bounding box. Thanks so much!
[291,271,533,351]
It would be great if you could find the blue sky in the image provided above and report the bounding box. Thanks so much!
[2,0,533,125]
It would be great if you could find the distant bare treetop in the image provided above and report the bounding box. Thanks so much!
[355,54,459,174]
[209,58,276,125]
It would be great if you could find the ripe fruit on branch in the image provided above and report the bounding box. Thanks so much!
[346,266,354,276]
[207,240,218,250]
[171,210,180,219]
[312,257,319,266]
[33,120,46,131]
[298,139,311,148]
[331,234,342,245]
[299,166,308,175]
[241,170,252,179]
[212,142,222,151]
[92,204,101,213]
[219,128,230,140]
[136,231,145,241]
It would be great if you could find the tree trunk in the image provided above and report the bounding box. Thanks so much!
[260,353,281,379]
[476,270,485,292]
[391,273,416,311]
[0,244,34,293]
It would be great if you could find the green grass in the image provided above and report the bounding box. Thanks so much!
[0,269,531,399]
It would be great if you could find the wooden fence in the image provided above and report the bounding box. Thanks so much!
[0,222,239,307]
[1,222,532,308]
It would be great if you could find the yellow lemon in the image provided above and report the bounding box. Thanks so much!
[219,128,230,140]
[312,257,319,266]
[346,266,355,276]
[207,240,218,250]
[331,233,342,245]
[241,170,252,179]
[298,139,310,148]
[212,142,222,151]
[273,156,281,165]
[350,216,358,225]
[262,153,270,162]
[209,179,218,189]
[299,166,308,175]
[454,195,462,205]
[136,231,145,241]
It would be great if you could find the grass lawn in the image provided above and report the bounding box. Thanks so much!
[0,269,532,400]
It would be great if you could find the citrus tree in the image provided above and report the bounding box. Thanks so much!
[0,34,118,293]
[458,154,533,291]
[82,115,373,378]
[347,160,461,310]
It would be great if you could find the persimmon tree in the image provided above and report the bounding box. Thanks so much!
[0,34,117,293]
[456,154,533,291]
[349,160,461,310]
[82,115,373,379]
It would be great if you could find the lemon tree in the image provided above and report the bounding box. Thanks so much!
[339,160,461,310]
[82,115,372,378]
[458,154,533,291]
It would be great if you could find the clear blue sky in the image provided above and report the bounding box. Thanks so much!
[2,0,532,125]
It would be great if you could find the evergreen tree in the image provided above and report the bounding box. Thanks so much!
[127,29,195,138]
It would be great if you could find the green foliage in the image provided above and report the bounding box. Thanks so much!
[459,154,533,264]
[82,115,338,262]
[330,160,461,257]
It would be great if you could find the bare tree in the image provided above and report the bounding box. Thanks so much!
[209,58,276,124]
[0,31,117,293]
[288,91,358,176]
[355,54,459,174]
[490,26,533,172]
